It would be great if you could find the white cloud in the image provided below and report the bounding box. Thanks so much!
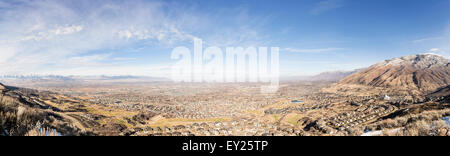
[52,25,83,35]
[412,37,444,43]
[21,25,83,41]
[117,26,198,43]
[423,48,450,59]
[112,57,136,61]
[310,0,345,15]
[0,0,269,76]
[284,47,344,53]
[0,0,195,75]
[429,48,440,52]
[64,54,111,66]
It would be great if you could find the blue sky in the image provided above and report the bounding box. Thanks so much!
[0,0,449,77]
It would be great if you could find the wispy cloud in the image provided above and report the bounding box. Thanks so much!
[424,48,449,59]
[283,47,345,53]
[0,0,269,76]
[0,0,197,75]
[112,57,137,61]
[64,53,111,67]
[412,37,444,43]
[21,25,84,41]
[310,0,345,15]
[428,48,440,52]
[426,23,450,59]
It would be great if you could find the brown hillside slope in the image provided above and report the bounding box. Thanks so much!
[338,54,450,93]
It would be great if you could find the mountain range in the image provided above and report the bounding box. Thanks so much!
[338,54,450,93]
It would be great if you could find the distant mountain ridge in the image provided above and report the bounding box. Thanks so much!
[282,69,361,82]
[308,69,362,81]
[0,75,73,81]
[0,75,170,82]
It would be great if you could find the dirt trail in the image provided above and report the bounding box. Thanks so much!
[51,111,89,130]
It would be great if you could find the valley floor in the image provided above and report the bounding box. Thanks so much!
[1,81,449,136]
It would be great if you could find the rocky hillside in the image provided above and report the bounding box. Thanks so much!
[0,82,159,136]
[428,85,450,103]
[338,54,450,93]
[0,83,90,136]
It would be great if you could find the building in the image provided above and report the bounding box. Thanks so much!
[382,95,391,101]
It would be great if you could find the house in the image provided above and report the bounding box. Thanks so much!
[382,95,391,101]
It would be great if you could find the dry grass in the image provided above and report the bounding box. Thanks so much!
[269,114,281,122]
[367,109,450,136]
[114,118,131,127]
[25,122,61,136]
[346,127,364,136]
[1,94,90,136]
[246,110,264,116]
[283,113,303,126]
[0,95,47,136]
